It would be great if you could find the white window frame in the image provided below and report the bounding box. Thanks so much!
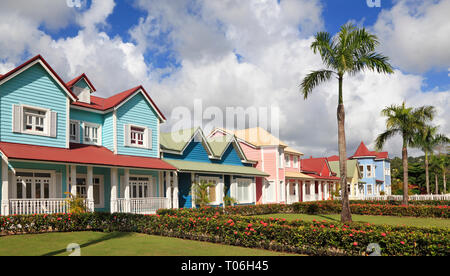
[278,150,284,169]
[285,154,290,167]
[359,165,365,177]
[293,156,298,168]
[367,184,373,195]
[13,169,56,199]
[128,124,149,148]
[236,178,252,204]
[69,173,104,208]
[129,175,154,198]
[70,120,80,143]
[199,176,221,206]
[21,105,51,136]
[83,122,101,145]
[366,165,374,178]
[264,180,276,203]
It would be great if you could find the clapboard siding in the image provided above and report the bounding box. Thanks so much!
[0,63,68,148]
[211,144,242,165]
[164,141,211,162]
[103,112,114,151]
[116,93,159,157]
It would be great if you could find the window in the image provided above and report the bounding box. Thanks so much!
[130,126,145,146]
[265,180,276,202]
[359,165,364,177]
[70,121,80,143]
[305,182,311,195]
[367,184,373,195]
[84,123,101,145]
[278,150,284,168]
[199,176,220,205]
[385,167,390,176]
[24,108,46,133]
[69,175,104,207]
[236,178,252,203]
[285,155,290,167]
[293,156,298,168]
[367,165,374,177]
[15,171,52,199]
[129,176,152,198]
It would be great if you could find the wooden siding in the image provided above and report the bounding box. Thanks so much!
[116,93,159,158]
[0,64,68,148]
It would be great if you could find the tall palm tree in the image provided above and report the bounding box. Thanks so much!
[412,125,449,194]
[375,103,435,204]
[300,23,393,223]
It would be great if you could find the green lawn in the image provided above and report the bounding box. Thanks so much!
[255,213,450,228]
[0,231,298,256]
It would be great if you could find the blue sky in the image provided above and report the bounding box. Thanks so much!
[0,0,448,157]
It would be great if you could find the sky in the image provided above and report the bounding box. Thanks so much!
[0,0,448,158]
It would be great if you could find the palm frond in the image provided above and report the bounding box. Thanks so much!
[300,70,335,99]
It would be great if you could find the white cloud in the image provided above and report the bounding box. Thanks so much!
[0,0,448,160]
[373,0,450,73]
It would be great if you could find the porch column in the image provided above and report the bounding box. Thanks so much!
[70,165,77,196]
[87,166,94,212]
[318,181,323,200]
[172,172,179,209]
[310,181,315,201]
[1,160,9,216]
[124,169,131,212]
[301,181,306,202]
[110,168,118,213]
[191,173,195,208]
[295,180,299,202]
[165,171,171,209]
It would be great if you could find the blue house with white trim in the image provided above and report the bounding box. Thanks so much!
[160,128,269,208]
[350,141,391,197]
[0,55,177,216]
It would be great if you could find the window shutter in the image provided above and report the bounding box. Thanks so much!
[123,124,129,146]
[147,128,152,149]
[50,111,57,137]
[12,104,22,133]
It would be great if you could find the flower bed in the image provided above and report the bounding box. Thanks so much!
[1,211,448,256]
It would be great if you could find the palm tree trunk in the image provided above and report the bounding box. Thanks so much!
[402,142,409,205]
[425,151,430,194]
[444,168,447,194]
[337,75,352,223]
[435,174,438,194]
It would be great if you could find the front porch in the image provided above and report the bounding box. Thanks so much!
[1,159,175,216]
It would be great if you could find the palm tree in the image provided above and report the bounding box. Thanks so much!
[192,180,216,207]
[300,23,393,223]
[375,103,435,204]
[412,125,449,194]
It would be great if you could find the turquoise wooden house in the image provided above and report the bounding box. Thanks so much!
[0,55,177,216]
[160,128,268,208]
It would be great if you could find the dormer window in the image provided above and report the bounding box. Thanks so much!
[130,126,145,146]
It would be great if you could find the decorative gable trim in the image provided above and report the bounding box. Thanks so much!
[0,55,77,101]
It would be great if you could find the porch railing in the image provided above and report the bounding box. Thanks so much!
[363,194,450,201]
[9,199,72,215]
[116,197,169,214]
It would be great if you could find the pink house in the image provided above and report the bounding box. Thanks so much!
[210,127,338,204]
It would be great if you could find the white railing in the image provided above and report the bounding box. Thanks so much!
[9,199,71,215]
[363,194,450,201]
[116,197,169,214]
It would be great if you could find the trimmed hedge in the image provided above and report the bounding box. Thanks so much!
[346,200,450,207]
[164,202,450,218]
[1,211,448,256]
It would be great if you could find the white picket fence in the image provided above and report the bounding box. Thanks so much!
[9,199,71,215]
[362,194,450,201]
[116,197,169,214]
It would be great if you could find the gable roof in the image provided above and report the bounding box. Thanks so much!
[351,141,389,160]
[71,85,166,122]
[66,73,96,92]
[301,157,329,174]
[206,133,249,161]
[213,127,288,147]
[161,127,215,156]
[285,147,304,155]
[0,55,78,101]
[328,160,360,178]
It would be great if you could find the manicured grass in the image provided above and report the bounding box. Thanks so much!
[255,213,450,228]
[0,231,299,256]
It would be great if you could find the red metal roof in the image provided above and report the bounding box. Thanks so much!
[301,157,328,173]
[66,73,97,92]
[327,155,339,161]
[0,142,177,171]
[0,55,78,101]
[351,141,389,159]
[71,85,167,121]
